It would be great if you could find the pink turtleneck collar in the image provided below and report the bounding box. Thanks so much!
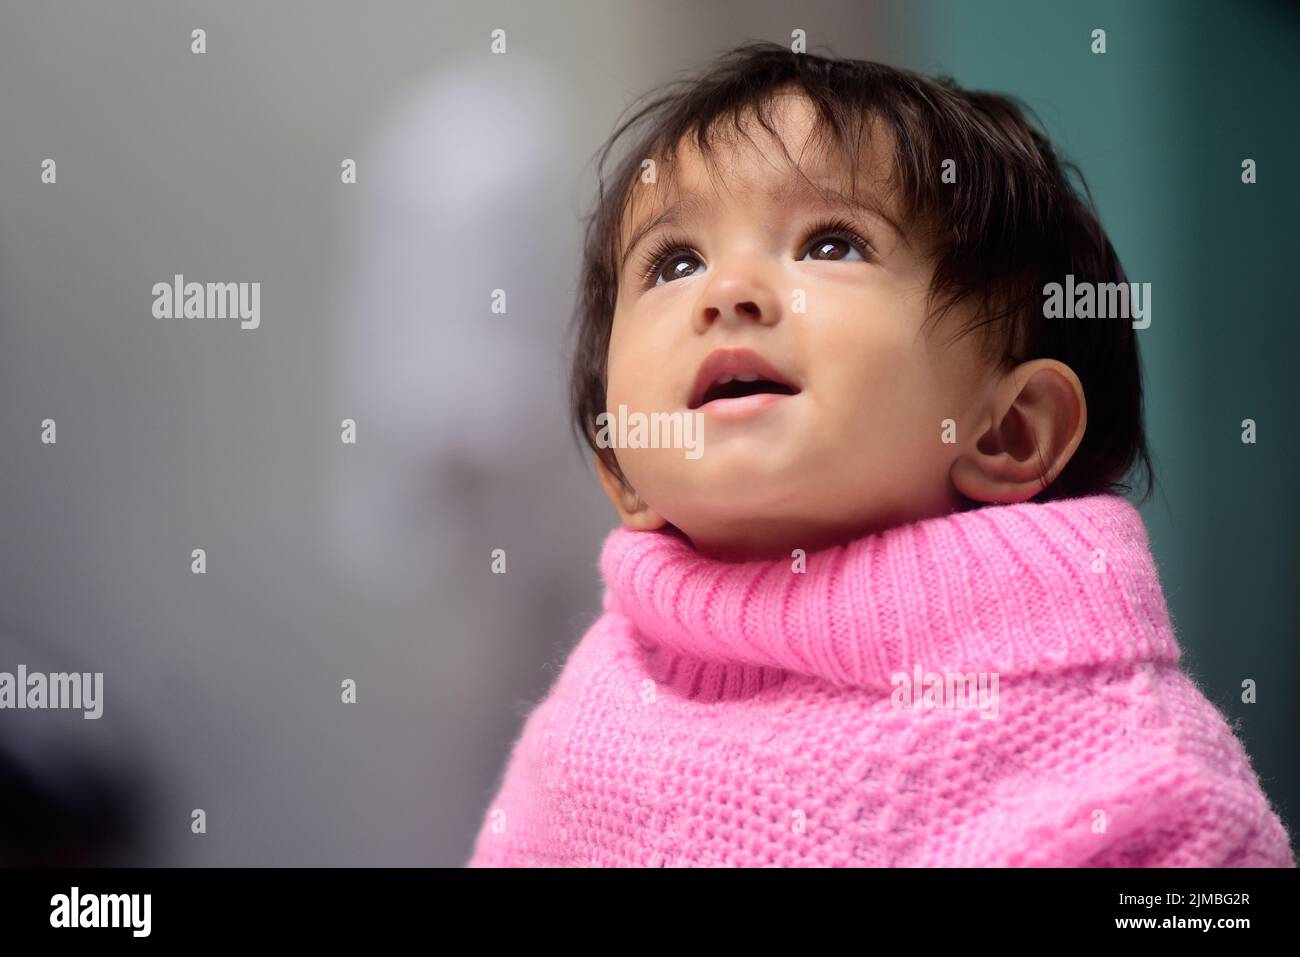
[598,494,1180,692]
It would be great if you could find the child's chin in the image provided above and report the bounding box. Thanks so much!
[677,484,809,528]
[688,446,804,485]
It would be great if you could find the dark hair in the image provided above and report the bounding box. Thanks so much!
[568,41,1154,504]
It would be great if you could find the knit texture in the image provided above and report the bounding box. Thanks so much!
[466,494,1295,867]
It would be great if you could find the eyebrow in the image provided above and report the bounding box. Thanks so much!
[618,181,905,274]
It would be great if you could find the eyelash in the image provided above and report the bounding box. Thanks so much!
[634,215,874,288]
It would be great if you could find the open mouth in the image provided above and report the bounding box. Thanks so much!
[688,347,801,410]
[693,375,799,408]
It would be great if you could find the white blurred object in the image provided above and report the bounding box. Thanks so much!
[327,53,582,597]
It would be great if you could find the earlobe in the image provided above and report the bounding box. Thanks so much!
[950,359,1087,504]
[593,452,668,530]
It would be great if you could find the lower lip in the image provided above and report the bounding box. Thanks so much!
[694,391,797,421]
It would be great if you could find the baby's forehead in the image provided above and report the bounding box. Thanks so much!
[617,132,905,255]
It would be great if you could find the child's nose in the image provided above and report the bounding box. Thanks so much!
[703,300,761,322]
[696,273,781,330]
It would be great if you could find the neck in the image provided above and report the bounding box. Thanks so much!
[674,487,970,563]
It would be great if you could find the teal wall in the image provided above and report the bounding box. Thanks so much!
[904,0,1299,851]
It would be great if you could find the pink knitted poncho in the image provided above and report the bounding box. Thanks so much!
[467,494,1295,867]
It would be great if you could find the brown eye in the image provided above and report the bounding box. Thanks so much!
[656,253,702,285]
[803,235,863,262]
[798,217,872,263]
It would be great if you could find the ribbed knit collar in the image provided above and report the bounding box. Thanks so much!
[599,494,1180,693]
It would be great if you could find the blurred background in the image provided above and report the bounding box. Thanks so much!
[0,0,1295,865]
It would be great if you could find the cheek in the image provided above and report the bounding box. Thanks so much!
[813,316,920,411]
[605,318,648,407]
[606,312,684,410]
[809,319,970,468]
[811,281,972,418]
[607,348,666,410]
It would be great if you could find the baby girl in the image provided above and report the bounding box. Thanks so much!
[467,42,1294,867]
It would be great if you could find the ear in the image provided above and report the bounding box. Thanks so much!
[594,452,668,530]
[950,358,1087,504]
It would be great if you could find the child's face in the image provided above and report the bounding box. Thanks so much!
[600,93,1002,560]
